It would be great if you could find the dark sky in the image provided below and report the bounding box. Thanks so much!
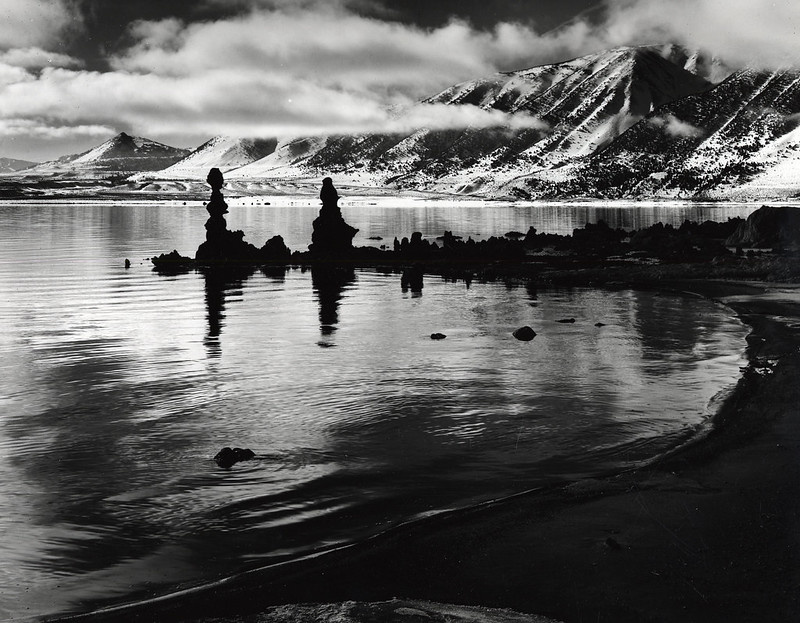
[71,0,604,69]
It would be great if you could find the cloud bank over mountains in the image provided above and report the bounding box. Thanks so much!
[0,0,797,160]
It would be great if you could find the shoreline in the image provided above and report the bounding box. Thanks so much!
[53,274,800,623]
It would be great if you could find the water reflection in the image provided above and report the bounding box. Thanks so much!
[202,267,254,356]
[311,266,356,345]
[0,203,752,621]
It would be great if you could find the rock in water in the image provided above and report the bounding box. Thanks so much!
[214,447,256,469]
[309,177,358,257]
[513,326,536,341]
[430,333,447,340]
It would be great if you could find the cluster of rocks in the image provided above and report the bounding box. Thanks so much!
[151,171,798,278]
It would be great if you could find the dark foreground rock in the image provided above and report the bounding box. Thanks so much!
[309,177,358,257]
[726,205,800,250]
[512,326,536,341]
[214,447,256,469]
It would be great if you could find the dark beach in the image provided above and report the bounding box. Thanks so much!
[59,228,800,623]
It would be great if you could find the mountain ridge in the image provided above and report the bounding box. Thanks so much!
[5,44,800,200]
[18,132,190,177]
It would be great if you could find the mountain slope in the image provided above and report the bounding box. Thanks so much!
[153,136,278,179]
[506,68,800,199]
[22,133,190,177]
[228,45,719,193]
[0,157,37,173]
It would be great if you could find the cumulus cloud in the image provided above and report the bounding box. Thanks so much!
[649,114,704,138]
[0,0,81,50]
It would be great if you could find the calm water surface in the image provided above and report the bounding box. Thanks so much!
[0,202,752,619]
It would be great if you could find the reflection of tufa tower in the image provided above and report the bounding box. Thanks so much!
[309,177,358,257]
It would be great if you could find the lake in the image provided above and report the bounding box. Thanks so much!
[0,201,754,619]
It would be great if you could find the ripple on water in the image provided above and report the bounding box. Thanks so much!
[0,203,752,620]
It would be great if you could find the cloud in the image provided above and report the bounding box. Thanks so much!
[649,114,704,138]
[0,118,114,140]
[600,0,800,69]
[0,47,82,69]
[0,0,81,50]
[2,0,800,159]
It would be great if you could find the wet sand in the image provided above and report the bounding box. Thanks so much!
[59,277,800,623]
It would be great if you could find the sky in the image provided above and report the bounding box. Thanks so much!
[1,0,799,161]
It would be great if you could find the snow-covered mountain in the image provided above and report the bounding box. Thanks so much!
[20,132,190,177]
[226,45,722,193]
[12,43,800,200]
[151,136,278,179]
[0,157,37,173]
[506,67,800,199]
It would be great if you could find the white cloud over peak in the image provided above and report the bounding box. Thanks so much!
[3,0,800,159]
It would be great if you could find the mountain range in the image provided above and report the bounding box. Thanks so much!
[4,44,800,200]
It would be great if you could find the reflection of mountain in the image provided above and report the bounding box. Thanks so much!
[311,266,355,342]
[631,289,721,369]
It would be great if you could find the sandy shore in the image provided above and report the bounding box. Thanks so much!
[59,277,800,623]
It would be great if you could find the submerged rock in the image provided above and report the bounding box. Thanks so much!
[513,326,537,341]
[430,333,447,340]
[214,446,256,469]
[557,318,576,324]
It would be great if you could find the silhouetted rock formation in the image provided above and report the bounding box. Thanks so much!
[194,168,292,265]
[726,206,800,250]
[309,178,358,257]
[214,447,255,469]
[196,168,259,264]
[151,249,195,273]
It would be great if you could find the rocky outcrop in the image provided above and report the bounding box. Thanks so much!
[309,178,358,256]
[725,206,800,249]
[195,168,291,265]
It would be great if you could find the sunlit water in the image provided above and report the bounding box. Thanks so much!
[0,202,752,620]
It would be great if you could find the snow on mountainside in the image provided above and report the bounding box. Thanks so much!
[21,132,189,177]
[0,157,37,173]
[223,45,719,194]
[507,67,800,199]
[151,136,278,179]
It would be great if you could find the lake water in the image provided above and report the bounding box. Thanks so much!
[0,201,753,620]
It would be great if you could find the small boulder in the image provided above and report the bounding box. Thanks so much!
[430,333,447,340]
[214,447,256,469]
[513,326,536,341]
